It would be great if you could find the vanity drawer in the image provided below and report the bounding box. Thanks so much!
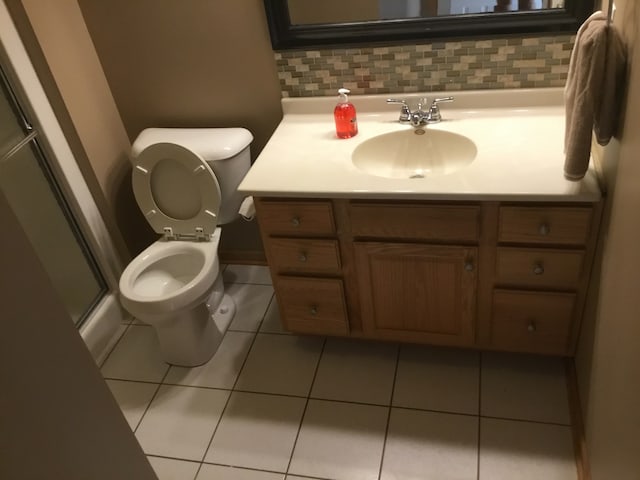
[256,199,336,236]
[490,289,575,355]
[268,238,341,274]
[498,206,592,245]
[495,247,585,289]
[349,203,479,241]
[275,276,349,335]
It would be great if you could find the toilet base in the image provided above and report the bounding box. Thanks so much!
[153,292,236,368]
[209,292,236,335]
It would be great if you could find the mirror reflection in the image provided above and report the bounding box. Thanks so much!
[287,0,566,25]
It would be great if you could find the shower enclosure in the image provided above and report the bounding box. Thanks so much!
[0,1,126,363]
[0,66,106,326]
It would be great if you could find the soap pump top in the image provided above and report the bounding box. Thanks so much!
[334,88,358,139]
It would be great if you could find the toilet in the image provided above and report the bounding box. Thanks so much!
[118,127,253,366]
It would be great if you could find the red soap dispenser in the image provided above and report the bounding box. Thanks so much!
[334,88,358,139]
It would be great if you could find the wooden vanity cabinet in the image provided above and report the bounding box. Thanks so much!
[483,204,600,356]
[354,242,477,346]
[255,197,601,357]
[349,202,480,346]
[254,198,349,336]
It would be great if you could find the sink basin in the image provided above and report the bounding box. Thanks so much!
[352,129,477,178]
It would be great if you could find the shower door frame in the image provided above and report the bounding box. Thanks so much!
[0,2,127,365]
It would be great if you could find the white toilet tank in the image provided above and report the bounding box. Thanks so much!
[131,128,253,225]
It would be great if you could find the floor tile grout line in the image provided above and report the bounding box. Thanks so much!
[191,357,250,478]
[228,328,287,335]
[130,277,264,457]
[479,414,572,427]
[99,322,134,369]
[103,377,163,386]
[284,336,328,477]
[256,293,276,333]
[132,363,172,435]
[106,380,573,428]
[477,352,483,480]
[198,460,297,477]
[194,291,274,474]
[226,281,273,287]
[376,343,402,480]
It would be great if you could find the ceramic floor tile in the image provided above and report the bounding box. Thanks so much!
[226,284,274,332]
[479,418,577,480]
[101,325,169,382]
[135,385,229,461]
[224,264,273,285]
[164,331,254,389]
[147,456,200,480]
[393,345,480,415]
[481,352,571,424]
[197,464,284,480]
[289,399,388,480]
[381,408,479,480]
[235,334,324,396]
[259,297,290,334]
[311,338,398,405]
[105,379,158,431]
[204,391,306,472]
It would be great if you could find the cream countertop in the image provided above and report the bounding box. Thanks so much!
[238,88,601,202]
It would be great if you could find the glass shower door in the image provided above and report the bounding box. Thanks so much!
[0,65,106,326]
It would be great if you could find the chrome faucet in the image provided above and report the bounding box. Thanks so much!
[386,96,454,126]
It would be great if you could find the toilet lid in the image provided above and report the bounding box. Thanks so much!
[132,142,221,237]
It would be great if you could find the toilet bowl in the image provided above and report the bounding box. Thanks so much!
[118,128,252,366]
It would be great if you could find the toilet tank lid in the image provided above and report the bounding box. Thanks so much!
[132,128,253,161]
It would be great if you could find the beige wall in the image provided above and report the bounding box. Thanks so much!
[575,1,640,479]
[78,0,283,259]
[7,0,152,258]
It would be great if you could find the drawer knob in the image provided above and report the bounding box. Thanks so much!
[533,263,545,275]
[464,262,474,272]
[298,253,308,263]
[291,216,301,226]
[538,223,550,236]
[310,305,318,316]
[527,321,537,333]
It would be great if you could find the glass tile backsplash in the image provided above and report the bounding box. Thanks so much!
[275,34,575,97]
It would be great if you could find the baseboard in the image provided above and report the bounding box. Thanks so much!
[565,358,591,480]
[80,293,129,366]
[219,249,267,265]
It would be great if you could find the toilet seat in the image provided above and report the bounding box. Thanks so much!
[132,142,221,239]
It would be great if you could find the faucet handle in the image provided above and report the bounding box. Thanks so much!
[386,98,411,122]
[428,96,454,123]
[432,96,454,105]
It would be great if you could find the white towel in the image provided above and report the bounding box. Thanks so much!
[564,11,626,180]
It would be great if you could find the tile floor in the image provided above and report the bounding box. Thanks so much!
[102,265,578,480]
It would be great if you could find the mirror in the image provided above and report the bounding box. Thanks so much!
[264,0,594,49]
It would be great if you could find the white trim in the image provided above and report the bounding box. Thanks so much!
[80,294,131,366]
[0,1,126,357]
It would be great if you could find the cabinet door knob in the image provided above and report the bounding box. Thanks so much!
[291,216,301,226]
[538,223,550,236]
[533,263,545,275]
[298,252,308,262]
[464,262,474,272]
[310,305,318,316]
[527,321,537,332]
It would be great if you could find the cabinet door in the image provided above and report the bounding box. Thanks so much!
[354,242,477,346]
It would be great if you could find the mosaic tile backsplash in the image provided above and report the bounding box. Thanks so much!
[275,34,575,97]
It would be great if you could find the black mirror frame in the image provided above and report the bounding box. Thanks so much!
[264,0,594,50]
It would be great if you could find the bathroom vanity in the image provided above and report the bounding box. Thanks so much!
[239,89,602,357]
